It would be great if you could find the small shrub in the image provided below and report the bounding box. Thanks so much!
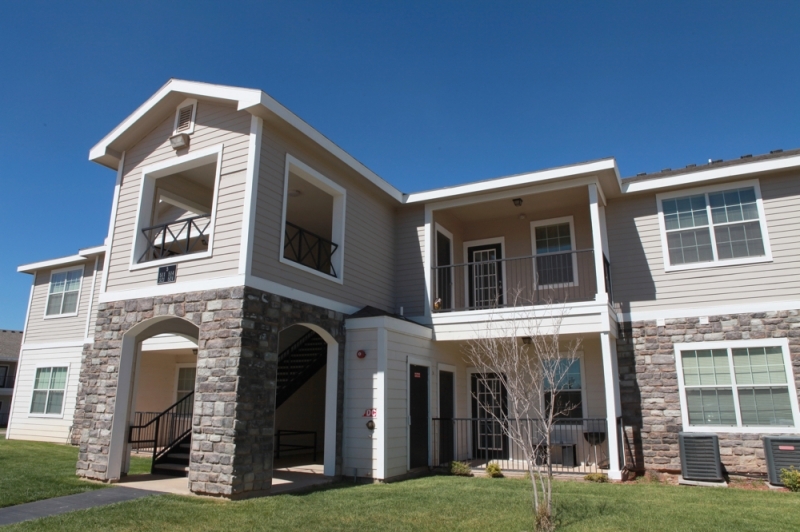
[486,462,503,478]
[584,473,608,483]
[781,466,800,492]
[450,461,473,477]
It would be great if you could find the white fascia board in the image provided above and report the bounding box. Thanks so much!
[345,315,433,339]
[18,246,106,273]
[622,154,800,194]
[404,158,618,203]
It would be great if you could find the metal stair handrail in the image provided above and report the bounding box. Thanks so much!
[129,391,194,472]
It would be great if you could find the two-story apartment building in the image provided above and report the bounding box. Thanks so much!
[0,329,22,428]
[7,80,799,497]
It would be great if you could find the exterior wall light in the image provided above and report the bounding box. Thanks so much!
[513,198,523,207]
[366,420,376,430]
[169,133,190,150]
[356,349,367,359]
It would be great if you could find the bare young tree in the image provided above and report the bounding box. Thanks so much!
[463,290,581,531]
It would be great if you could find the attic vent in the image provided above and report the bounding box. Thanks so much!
[679,432,724,482]
[176,105,194,132]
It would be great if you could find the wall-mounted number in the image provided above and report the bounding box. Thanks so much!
[363,409,377,418]
[157,264,177,284]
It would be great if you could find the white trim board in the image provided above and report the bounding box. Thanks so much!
[673,338,800,434]
[239,115,263,275]
[345,315,433,340]
[618,300,800,323]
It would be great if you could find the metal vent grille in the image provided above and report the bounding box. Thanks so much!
[763,436,800,486]
[176,105,193,132]
[679,433,723,482]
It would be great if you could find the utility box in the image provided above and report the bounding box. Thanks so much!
[763,436,800,487]
[679,432,724,482]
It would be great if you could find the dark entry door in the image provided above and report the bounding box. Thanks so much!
[436,231,452,311]
[438,370,455,463]
[471,373,509,460]
[409,365,429,468]
[467,243,503,309]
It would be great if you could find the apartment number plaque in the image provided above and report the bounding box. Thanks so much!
[157,265,177,284]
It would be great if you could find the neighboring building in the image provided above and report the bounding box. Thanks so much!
[7,80,799,497]
[0,329,23,428]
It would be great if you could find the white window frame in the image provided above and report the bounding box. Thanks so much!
[174,363,197,402]
[28,364,70,418]
[674,338,800,433]
[530,215,579,289]
[173,98,197,136]
[656,179,773,272]
[540,352,587,420]
[129,144,224,271]
[279,154,347,284]
[43,266,84,319]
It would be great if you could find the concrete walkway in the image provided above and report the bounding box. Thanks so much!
[0,487,164,526]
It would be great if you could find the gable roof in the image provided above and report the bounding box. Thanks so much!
[89,79,404,202]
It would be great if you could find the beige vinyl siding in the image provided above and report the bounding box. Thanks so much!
[24,261,95,344]
[607,172,800,313]
[105,102,250,292]
[342,327,379,478]
[88,255,104,338]
[251,124,396,312]
[395,205,426,317]
[7,345,82,443]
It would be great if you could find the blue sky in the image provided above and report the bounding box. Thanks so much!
[1,1,799,329]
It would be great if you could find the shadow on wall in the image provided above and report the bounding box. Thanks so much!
[616,322,645,473]
[607,195,658,310]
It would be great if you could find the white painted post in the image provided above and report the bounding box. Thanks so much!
[376,327,388,480]
[600,331,623,480]
[588,184,607,304]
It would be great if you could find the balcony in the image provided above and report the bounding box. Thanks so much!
[433,249,611,312]
[0,374,14,390]
[137,214,211,263]
[283,222,340,278]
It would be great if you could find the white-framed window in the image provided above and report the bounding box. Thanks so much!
[530,216,578,287]
[175,365,196,402]
[173,98,197,136]
[656,180,772,271]
[675,339,800,433]
[29,366,68,416]
[279,154,346,283]
[543,356,585,420]
[129,144,223,270]
[44,267,83,317]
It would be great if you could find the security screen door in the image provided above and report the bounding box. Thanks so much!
[467,243,503,309]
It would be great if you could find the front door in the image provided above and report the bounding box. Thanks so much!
[438,370,455,464]
[467,243,503,309]
[471,373,509,460]
[409,365,429,469]
[436,231,453,311]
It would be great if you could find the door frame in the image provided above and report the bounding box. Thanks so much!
[407,356,432,470]
[462,237,506,310]
[437,362,457,463]
[434,223,455,311]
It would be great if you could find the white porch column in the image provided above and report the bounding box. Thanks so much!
[588,183,608,304]
[600,331,623,480]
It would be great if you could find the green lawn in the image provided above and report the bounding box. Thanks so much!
[1,439,798,531]
[0,438,151,508]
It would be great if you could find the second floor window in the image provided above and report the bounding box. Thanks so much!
[46,268,82,316]
[659,183,770,269]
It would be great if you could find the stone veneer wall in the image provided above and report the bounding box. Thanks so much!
[617,310,800,476]
[73,286,345,497]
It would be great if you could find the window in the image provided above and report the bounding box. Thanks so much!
[676,340,799,431]
[544,359,583,420]
[30,367,67,416]
[658,181,771,270]
[280,154,346,283]
[45,268,82,316]
[176,366,196,402]
[531,216,578,287]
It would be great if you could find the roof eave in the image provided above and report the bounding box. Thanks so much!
[18,245,106,274]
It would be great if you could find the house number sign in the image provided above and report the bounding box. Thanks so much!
[363,409,377,418]
[157,264,177,284]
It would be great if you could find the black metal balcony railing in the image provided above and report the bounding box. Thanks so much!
[0,374,15,389]
[138,214,211,263]
[432,417,609,474]
[433,249,606,312]
[284,221,339,277]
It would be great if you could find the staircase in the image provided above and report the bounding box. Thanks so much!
[276,331,328,409]
[127,332,327,478]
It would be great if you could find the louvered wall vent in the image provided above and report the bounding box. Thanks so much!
[763,436,800,486]
[176,105,194,132]
[679,432,724,482]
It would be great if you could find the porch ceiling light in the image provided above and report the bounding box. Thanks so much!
[512,198,523,207]
[287,189,302,197]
